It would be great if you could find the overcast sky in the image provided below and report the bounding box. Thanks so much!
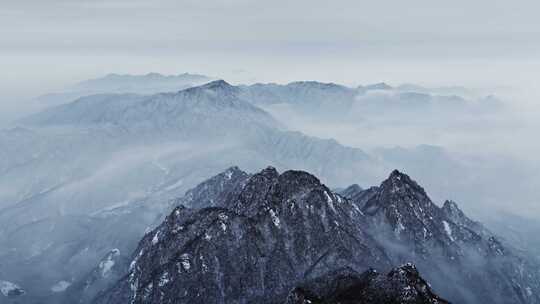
[2,0,540,99]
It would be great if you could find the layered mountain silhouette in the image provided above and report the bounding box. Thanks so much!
[238,80,500,117]
[0,80,382,303]
[22,80,280,135]
[0,76,526,303]
[5,73,214,125]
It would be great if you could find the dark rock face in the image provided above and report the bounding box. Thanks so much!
[353,170,540,304]
[95,167,392,304]
[285,264,449,304]
[361,170,476,253]
[95,167,540,304]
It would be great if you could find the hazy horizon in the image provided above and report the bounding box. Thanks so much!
[2,0,540,101]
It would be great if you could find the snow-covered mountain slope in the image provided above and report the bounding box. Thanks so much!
[0,80,386,303]
[4,73,214,125]
[22,80,280,134]
[94,167,540,304]
[1,80,380,219]
[0,78,526,304]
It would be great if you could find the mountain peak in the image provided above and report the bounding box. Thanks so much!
[179,166,250,209]
[145,72,162,78]
[225,166,336,217]
[442,200,460,212]
[382,169,425,196]
[258,166,280,179]
[389,169,406,180]
[339,184,364,198]
[441,200,470,223]
[97,166,540,304]
[362,170,435,233]
[199,79,234,90]
[104,166,393,304]
[182,79,240,97]
[441,200,484,232]
[364,82,393,91]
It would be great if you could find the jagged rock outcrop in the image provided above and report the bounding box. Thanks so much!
[94,167,540,304]
[361,170,481,253]
[441,200,485,233]
[94,167,393,304]
[349,170,540,304]
[285,264,449,304]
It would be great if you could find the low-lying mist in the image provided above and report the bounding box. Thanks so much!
[260,85,540,219]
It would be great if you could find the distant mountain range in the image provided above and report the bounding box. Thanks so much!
[22,80,280,136]
[74,73,212,93]
[239,80,502,119]
[34,72,214,108]
[0,73,215,125]
[0,74,534,303]
[14,73,501,127]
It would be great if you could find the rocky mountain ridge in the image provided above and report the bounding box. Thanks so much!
[285,264,449,304]
[93,167,540,304]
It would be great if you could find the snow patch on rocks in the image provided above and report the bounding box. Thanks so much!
[442,220,454,242]
[0,281,25,297]
[269,209,280,227]
[99,248,120,277]
[51,280,71,293]
[323,191,336,212]
[152,231,160,245]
